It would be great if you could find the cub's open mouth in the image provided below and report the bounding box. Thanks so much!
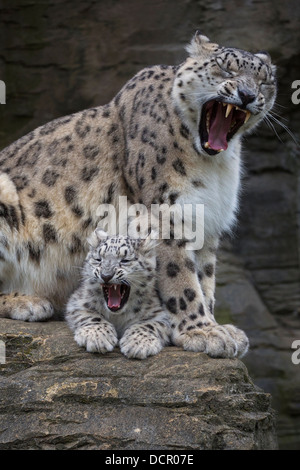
[102,284,130,311]
[200,100,251,155]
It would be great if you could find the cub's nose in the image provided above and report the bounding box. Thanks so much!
[101,273,114,283]
[238,88,256,107]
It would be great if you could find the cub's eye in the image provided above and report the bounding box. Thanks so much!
[93,257,102,262]
[121,259,131,264]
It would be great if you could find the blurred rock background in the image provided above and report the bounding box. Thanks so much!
[0,0,299,449]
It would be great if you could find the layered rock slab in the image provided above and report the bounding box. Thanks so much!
[0,319,277,450]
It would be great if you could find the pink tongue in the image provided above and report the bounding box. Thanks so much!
[108,285,122,309]
[208,103,232,151]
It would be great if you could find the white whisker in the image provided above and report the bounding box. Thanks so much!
[269,109,289,123]
[272,102,287,110]
[264,111,298,145]
[263,115,284,143]
[83,276,96,283]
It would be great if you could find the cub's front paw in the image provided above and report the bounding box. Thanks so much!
[174,323,249,358]
[4,295,54,322]
[120,328,164,359]
[74,323,118,353]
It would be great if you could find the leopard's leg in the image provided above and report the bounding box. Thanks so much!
[195,236,219,318]
[0,236,55,321]
[65,289,118,354]
[156,240,248,358]
[195,237,249,358]
[119,312,170,359]
[0,173,55,321]
[0,292,54,321]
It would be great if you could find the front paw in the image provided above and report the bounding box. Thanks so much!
[120,328,164,359]
[7,295,54,322]
[174,324,249,358]
[74,323,118,353]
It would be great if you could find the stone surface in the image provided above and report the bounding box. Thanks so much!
[0,0,299,449]
[0,319,277,450]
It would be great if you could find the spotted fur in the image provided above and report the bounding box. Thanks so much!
[0,33,276,357]
[66,230,170,359]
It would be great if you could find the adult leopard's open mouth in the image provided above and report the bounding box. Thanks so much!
[102,283,131,311]
[199,100,251,155]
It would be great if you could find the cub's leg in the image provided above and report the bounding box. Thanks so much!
[73,317,118,354]
[156,241,249,358]
[119,314,170,359]
[0,293,54,321]
[66,291,118,354]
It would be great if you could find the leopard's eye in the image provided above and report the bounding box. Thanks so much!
[121,259,131,264]
[260,77,275,87]
[215,57,237,77]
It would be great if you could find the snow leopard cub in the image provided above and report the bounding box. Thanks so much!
[66,229,171,359]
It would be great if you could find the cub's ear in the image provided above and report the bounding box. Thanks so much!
[95,228,109,240]
[186,31,219,57]
[139,232,160,269]
[87,228,108,247]
[139,231,160,256]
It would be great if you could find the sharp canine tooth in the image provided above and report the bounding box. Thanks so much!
[225,104,233,118]
[204,142,210,148]
[114,285,117,290]
[206,114,210,131]
[244,111,251,123]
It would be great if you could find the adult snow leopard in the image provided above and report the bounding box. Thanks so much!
[0,32,276,356]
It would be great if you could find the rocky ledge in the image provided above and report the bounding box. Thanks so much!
[0,319,277,450]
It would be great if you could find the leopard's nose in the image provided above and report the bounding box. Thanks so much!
[238,88,256,107]
[101,273,114,283]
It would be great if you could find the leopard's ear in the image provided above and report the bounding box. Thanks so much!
[255,51,272,64]
[186,31,219,57]
[255,51,276,75]
[87,228,108,247]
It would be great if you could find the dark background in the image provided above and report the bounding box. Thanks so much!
[0,0,299,449]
